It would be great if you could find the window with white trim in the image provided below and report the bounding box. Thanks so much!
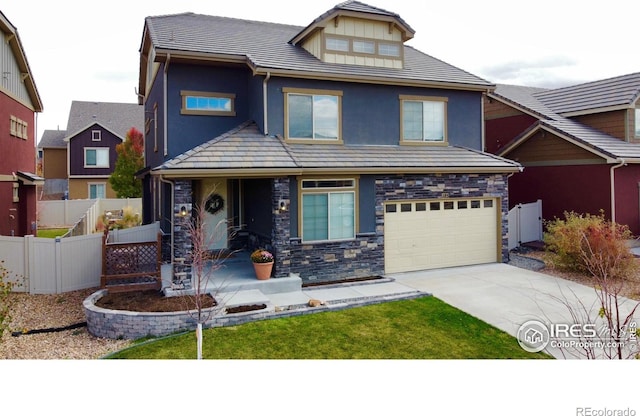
[89,183,106,199]
[85,148,109,168]
[301,179,356,242]
[92,130,101,141]
[635,108,640,137]
[401,96,447,143]
[285,89,341,140]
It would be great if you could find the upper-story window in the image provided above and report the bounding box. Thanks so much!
[92,130,101,141]
[400,95,448,144]
[284,88,342,142]
[325,36,402,59]
[85,148,109,168]
[180,90,236,116]
[635,108,640,138]
[9,116,28,140]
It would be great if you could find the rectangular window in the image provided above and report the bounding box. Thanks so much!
[92,130,101,141]
[301,179,355,242]
[326,37,350,52]
[10,116,17,136]
[378,43,401,57]
[401,96,447,143]
[286,89,341,141]
[85,148,109,168]
[353,40,375,54]
[89,183,106,199]
[636,108,640,137]
[180,91,236,116]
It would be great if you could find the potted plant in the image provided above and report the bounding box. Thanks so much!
[250,249,274,280]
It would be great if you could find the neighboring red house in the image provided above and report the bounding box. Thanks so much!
[485,73,640,234]
[0,11,44,236]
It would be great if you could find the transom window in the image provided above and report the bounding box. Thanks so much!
[180,90,236,116]
[85,148,109,168]
[285,88,341,141]
[301,179,356,242]
[400,95,448,143]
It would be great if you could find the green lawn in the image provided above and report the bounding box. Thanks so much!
[107,296,551,359]
[37,228,69,238]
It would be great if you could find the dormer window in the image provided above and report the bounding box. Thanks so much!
[326,37,349,52]
[378,43,401,57]
[635,108,640,138]
[353,40,375,54]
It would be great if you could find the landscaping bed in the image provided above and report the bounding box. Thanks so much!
[95,289,216,312]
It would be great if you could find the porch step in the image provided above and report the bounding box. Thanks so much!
[218,289,269,308]
[214,275,303,295]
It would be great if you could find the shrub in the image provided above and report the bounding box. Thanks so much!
[544,211,637,280]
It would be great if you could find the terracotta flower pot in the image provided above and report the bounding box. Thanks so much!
[253,261,273,280]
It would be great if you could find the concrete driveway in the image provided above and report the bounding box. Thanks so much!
[391,263,640,359]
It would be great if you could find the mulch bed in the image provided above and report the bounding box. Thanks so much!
[95,290,216,312]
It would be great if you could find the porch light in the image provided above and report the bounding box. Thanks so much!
[180,205,188,216]
[279,200,288,212]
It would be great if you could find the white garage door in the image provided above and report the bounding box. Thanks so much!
[384,198,499,274]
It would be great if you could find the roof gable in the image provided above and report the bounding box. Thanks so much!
[64,101,143,140]
[0,10,43,112]
[38,129,67,149]
[289,1,415,46]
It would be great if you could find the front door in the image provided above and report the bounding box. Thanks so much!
[200,179,228,250]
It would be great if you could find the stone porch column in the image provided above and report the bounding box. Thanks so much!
[172,180,193,289]
[272,177,291,278]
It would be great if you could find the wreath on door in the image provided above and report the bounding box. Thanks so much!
[205,193,224,215]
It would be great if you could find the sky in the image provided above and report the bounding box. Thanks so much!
[3,0,639,143]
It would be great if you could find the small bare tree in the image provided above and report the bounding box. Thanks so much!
[180,187,237,359]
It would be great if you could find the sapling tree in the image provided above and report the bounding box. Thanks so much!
[110,127,144,198]
[0,261,19,342]
[181,187,237,359]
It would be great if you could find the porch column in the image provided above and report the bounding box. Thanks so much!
[173,180,193,289]
[272,177,291,278]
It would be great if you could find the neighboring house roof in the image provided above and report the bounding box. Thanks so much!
[142,11,493,91]
[0,10,43,112]
[38,129,67,149]
[533,72,640,116]
[156,121,521,176]
[64,101,143,140]
[490,73,640,162]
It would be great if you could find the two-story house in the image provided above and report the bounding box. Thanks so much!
[0,10,44,236]
[38,101,143,200]
[136,1,521,287]
[485,73,640,234]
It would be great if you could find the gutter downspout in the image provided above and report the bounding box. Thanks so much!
[163,53,171,156]
[263,71,271,135]
[610,159,626,224]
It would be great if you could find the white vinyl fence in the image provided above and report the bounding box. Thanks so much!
[0,222,161,294]
[38,198,142,228]
[508,200,543,250]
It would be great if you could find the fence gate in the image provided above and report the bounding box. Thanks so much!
[508,200,543,250]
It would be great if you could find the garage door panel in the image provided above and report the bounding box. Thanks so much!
[385,198,498,274]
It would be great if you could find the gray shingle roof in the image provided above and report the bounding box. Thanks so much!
[158,121,520,173]
[491,75,640,162]
[65,101,144,139]
[533,72,640,115]
[144,12,492,89]
[38,129,67,149]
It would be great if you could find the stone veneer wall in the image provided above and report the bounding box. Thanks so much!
[285,173,509,283]
[172,180,193,289]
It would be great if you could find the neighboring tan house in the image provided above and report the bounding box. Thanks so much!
[38,101,143,200]
[0,10,44,236]
[485,73,640,234]
[136,1,521,287]
[37,129,67,199]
